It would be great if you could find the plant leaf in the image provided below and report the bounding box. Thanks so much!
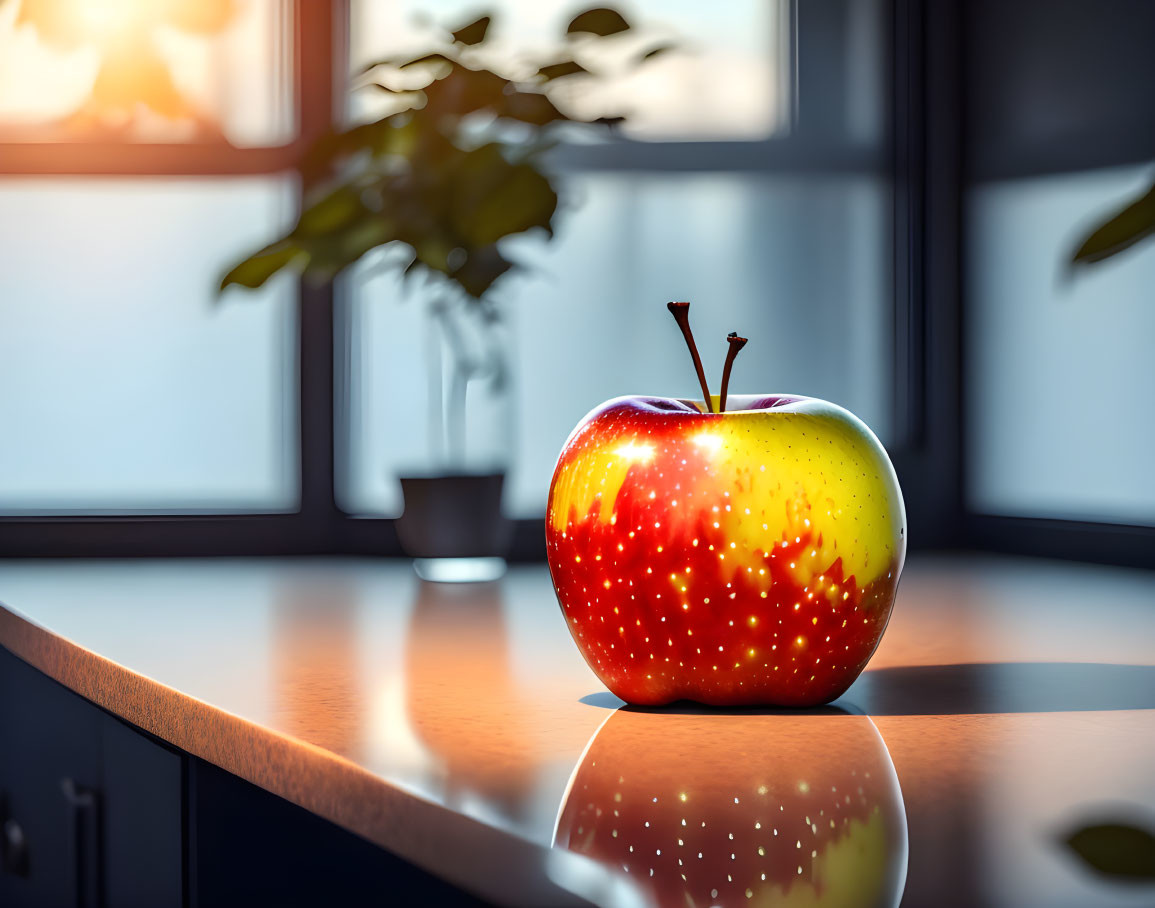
[639,42,676,62]
[500,90,571,126]
[451,14,491,46]
[537,60,590,81]
[421,65,510,118]
[1071,181,1155,266]
[301,214,400,279]
[219,240,301,293]
[1063,823,1155,880]
[459,163,557,244]
[566,7,631,37]
[293,185,365,237]
[452,245,515,298]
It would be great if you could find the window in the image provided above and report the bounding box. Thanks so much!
[0,0,309,523]
[0,0,292,145]
[967,167,1155,526]
[0,176,298,513]
[964,0,1155,534]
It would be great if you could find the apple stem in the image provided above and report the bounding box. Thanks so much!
[718,332,748,414]
[666,302,714,413]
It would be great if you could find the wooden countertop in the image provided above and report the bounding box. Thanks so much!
[0,555,1153,907]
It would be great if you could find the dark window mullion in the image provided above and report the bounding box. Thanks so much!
[294,1,343,544]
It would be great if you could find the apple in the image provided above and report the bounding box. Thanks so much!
[546,303,905,706]
[554,709,908,908]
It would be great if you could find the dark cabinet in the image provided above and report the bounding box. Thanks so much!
[0,645,485,907]
[0,646,183,908]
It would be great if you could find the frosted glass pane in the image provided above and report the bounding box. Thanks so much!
[342,173,891,517]
[967,167,1155,524]
[0,177,298,512]
[0,0,292,145]
[349,0,786,141]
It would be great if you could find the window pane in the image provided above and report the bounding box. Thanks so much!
[966,167,1155,525]
[348,0,787,141]
[341,173,891,517]
[0,176,298,512]
[0,0,292,145]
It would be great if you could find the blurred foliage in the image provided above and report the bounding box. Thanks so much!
[1071,177,1155,268]
[1061,820,1155,882]
[220,6,668,303]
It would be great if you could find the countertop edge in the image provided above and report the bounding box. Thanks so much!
[0,602,597,908]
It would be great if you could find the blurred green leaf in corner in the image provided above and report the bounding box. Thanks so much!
[1070,178,1155,268]
[1061,821,1155,882]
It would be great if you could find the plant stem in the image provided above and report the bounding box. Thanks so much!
[433,301,476,469]
[719,331,748,413]
[666,301,714,413]
[426,300,445,465]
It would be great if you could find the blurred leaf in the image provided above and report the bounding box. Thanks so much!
[303,215,399,278]
[422,65,509,118]
[451,14,492,45]
[219,240,301,293]
[413,237,457,274]
[299,117,421,184]
[566,7,631,37]
[537,60,590,80]
[500,90,571,126]
[450,144,558,246]
[1063,823,1155,880]
[639,42,676,62]
[452,245,515,298]
[1071,181,1155,266]
[294,186,365,237]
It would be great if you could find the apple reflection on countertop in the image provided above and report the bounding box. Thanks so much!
[555,708,907,908]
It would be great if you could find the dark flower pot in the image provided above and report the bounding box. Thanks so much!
[395,472,512,582]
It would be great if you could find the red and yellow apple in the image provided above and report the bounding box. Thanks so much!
[554,709,908,908]
[546,392,905,707]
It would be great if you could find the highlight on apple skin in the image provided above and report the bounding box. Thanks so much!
[554,709,908,908]
[545,392,906,707]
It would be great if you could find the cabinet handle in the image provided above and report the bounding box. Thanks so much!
[1,815,30,878]
[60,779,102,908]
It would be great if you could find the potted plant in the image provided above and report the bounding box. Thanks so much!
[219,8,668,579]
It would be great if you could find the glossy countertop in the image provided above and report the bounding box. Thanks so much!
[0,554,1153,907]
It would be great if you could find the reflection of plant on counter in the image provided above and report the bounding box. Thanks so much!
[1060,817,1155,883]
[219,7,670,470]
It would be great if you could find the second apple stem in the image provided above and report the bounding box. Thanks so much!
[719,332,748,413]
